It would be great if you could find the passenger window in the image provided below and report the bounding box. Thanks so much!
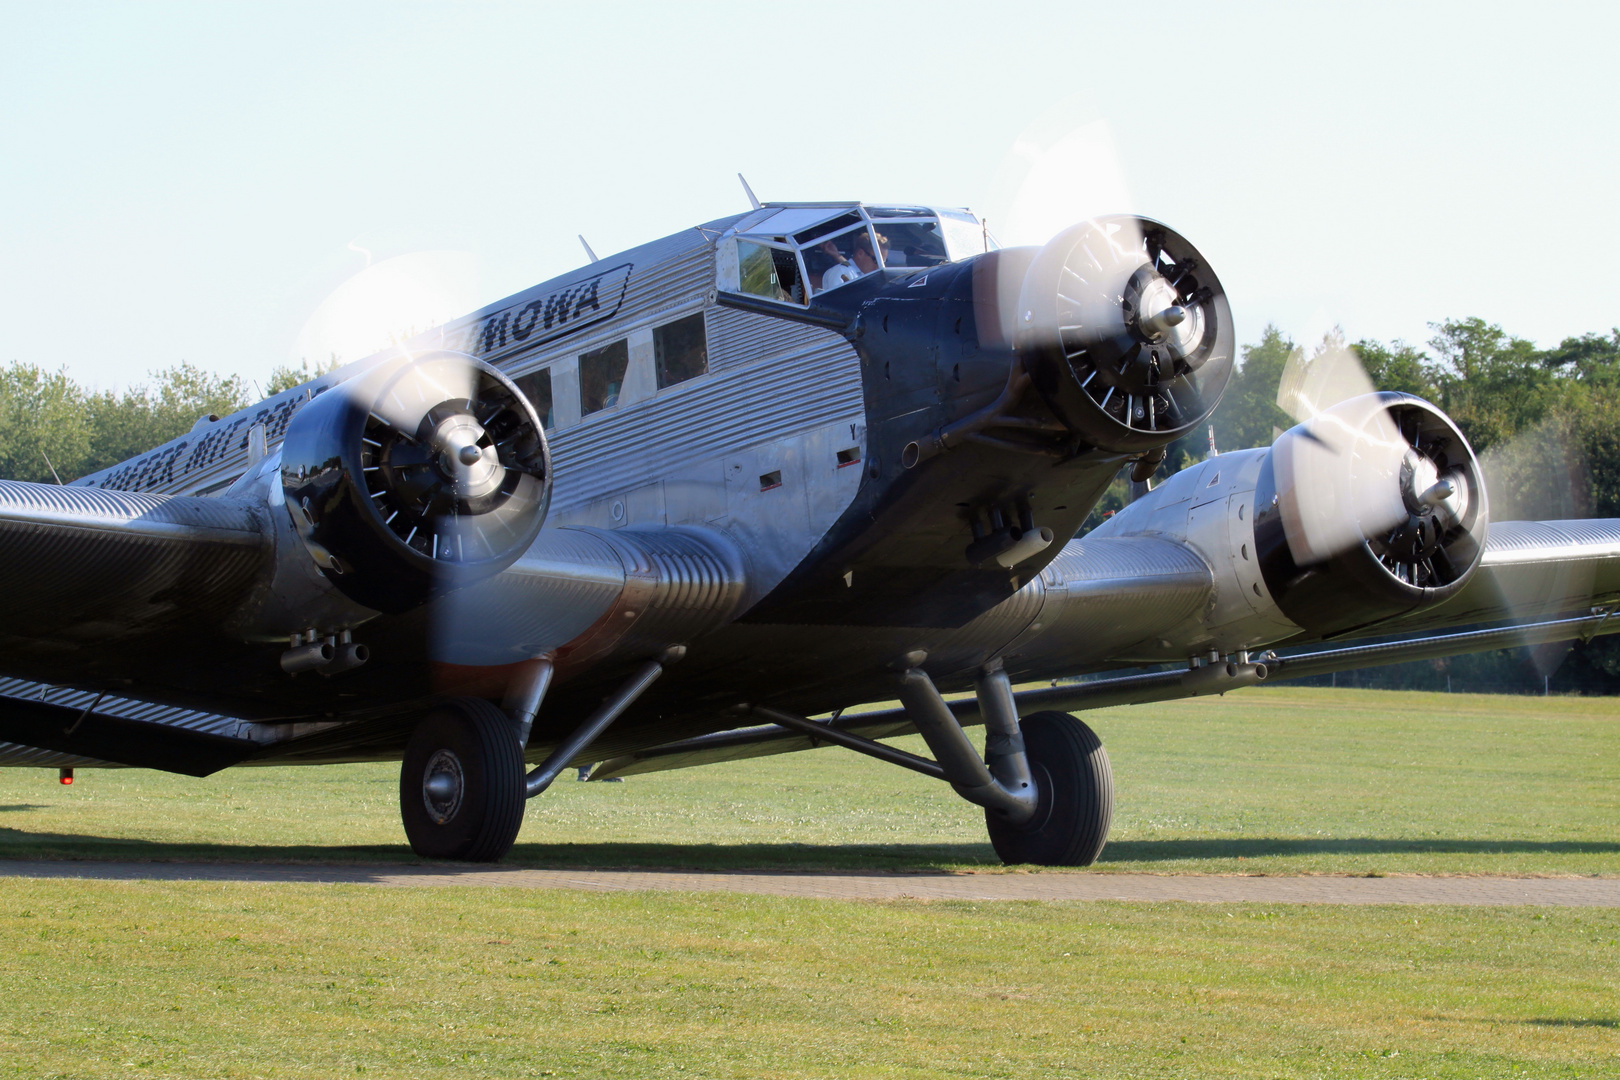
[737,240,806,305]
[873,221,949,269]
[579,340,628,416]
[654,313,708,389]
[513,368,554,430]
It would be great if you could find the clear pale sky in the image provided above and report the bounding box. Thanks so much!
[2,1,1615,391]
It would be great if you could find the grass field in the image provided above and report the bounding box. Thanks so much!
[0,882,1616,1078]
[1,687,1618,1078]
[0,687,1615,876]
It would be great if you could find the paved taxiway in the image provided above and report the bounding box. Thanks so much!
[1,860,1616,906]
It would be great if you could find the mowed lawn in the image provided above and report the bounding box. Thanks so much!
[0,881,1617,1079]
[0,687,1614,876]
[0,688,1617,1078]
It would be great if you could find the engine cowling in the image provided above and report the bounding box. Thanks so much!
[280,351,551,613]
[1254,393,1487,637]
[1015,216,1235,453]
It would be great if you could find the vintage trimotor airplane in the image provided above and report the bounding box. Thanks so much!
[3,199,1617,864]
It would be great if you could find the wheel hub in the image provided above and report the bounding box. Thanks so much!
[422,748,465,825]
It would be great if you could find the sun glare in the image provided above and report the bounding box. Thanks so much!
[988,118,1136,249]
[289,251,483,370]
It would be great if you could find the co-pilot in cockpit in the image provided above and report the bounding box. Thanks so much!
[723,204,993,306]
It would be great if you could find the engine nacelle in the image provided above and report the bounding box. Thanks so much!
[1254,393,1487,637]
[1015,216,1235,453]
[280,351,551,613]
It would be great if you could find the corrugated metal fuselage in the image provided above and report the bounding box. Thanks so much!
[3,214,1152,765]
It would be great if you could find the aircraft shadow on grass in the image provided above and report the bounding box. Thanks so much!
[0,828,994,869]
[1098,838,1620,861]
[1,827,1617,869]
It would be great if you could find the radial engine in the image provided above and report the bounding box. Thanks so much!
[1254,392,1487,637]
[279,351,551,614]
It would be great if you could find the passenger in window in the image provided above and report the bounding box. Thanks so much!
[580,339,629,416]
[654,313,707,388]
[515,368,554,429]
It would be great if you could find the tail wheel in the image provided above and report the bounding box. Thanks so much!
[400,697,525,862]
[985,712,1113,866]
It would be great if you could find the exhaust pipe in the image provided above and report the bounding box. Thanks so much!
[321,641,369,676]
[280,631,369,675]
[280,641,333,673]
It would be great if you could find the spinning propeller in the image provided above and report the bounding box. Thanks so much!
[1270,340,1478,583]
[280,350,551,613]
[1015,216,1235,453]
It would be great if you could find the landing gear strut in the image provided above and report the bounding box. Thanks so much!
[399,697,526,862]
[758,663,1115,867]
[400,649,684,863]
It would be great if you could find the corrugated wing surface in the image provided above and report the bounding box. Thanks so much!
[0,481,266,643]
[1399,517,1620,629]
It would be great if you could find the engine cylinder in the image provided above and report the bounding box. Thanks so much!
[1253,393,1487,637]
[1015,216,1235,453]
[280,351,551,613]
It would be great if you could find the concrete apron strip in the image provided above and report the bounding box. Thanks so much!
[0,860,1617,906]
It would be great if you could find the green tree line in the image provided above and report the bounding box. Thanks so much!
[1208,318,1620,521]
[1082,317,1620,529]
[0,360,329,485]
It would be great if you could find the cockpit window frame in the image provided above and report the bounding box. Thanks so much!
[735,237,811,306]
[722,203,986,307]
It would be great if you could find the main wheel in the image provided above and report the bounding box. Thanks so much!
[400,697,526,862]
[985,711,1113,866]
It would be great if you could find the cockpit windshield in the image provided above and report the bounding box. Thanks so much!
[723,204,993,306]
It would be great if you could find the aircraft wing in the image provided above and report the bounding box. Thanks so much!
[0,479,266,649]
[592,515,1620,780]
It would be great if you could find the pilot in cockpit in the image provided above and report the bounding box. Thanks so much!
[817,231,888,293]
[814,239,853,292]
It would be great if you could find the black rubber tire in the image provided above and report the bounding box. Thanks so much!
[399,697,526,862]
[985,711,1113,866]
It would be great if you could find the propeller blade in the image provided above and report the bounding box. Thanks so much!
[367,353,483,436]
[1271,336,1412,565]
[1276,334,1381,424]
[986,101,1137,249]
[1476,418,1604,675]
